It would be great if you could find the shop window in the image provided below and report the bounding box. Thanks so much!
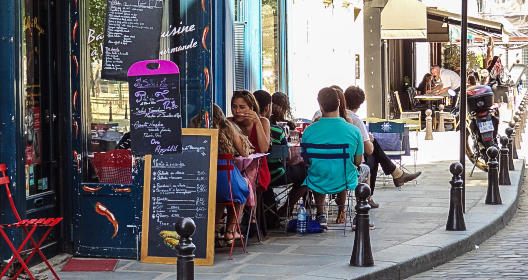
[82,0,132,183]
[81,1,210,183]
[261,0,281,93]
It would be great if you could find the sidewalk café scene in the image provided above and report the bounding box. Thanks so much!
[1,0,528,279]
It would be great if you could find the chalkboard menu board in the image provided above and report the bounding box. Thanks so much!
[128,60,182,155]
[141,129,218,265]
[102,0,164,81]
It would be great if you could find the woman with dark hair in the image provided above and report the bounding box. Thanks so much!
[229,90,271,157]
[417,73,434,95]
[228,90,272,235]
[487,55,504,85]
[270,92,296,130]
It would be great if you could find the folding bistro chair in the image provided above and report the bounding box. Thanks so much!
[216,154,247,260]
[301,143,354,236]
[0,164,63,280]
[368,121,417,186]
[263,144,293,232]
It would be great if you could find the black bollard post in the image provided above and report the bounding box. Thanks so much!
[446,162,466,231]
[506,120,519,159]
[505,127,515,170]
[499,136,511,185]
[175,217,196,280]
[350,183,374,267]
[485,146,502,205]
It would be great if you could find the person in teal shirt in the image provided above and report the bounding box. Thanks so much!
[302,87,365,227]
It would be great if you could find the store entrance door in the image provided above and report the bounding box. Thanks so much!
[21,0,61,257]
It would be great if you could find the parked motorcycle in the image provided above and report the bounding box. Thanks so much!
[465,85,499,173]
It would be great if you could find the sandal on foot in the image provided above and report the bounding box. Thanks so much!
[335,210,346,224]
[225,231,242,245]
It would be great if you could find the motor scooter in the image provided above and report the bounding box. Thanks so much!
[465,85,499,174]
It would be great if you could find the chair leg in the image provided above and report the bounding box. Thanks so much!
[227,203,246,260]
[14,226,60,280]
[0,225,38,280]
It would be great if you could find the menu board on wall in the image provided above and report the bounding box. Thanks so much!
[102,0,164,81]
[128,60,182,155]
[141,128,218,265]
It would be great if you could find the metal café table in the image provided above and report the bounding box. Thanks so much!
[413,95,445,111]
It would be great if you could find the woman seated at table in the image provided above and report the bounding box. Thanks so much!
[191,104,252,244]
[228,90,272,233]
[269,92,308,219]
[417,73,434,95]
[214,105,253,244]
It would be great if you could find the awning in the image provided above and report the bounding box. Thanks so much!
[381,0,427,40]
[427,7,503,36]
[380,1,504,41]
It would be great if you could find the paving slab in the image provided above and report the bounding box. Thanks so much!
[37,156,524,280]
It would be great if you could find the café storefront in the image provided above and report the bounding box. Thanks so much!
[0,0,234,261]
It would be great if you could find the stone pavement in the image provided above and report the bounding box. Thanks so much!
[410,172,528,280]
[39,155,524,280]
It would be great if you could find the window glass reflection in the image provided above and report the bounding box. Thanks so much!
[83,0,131,183]
[262,0,280,93]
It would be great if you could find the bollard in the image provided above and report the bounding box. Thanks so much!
[446,162,466,231]
[518,109,525,134]
[499,136,511,185]
[513,116,521,150]
[505,127,516,168]
[485,146,502,205]
[109,103,113,122]
[425,109,433,140]
[350,183,374,267]
[175,217,196,280]
[437,105,445,132]
[507,124,518,160]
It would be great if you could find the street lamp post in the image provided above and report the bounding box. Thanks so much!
[460,0,468,212]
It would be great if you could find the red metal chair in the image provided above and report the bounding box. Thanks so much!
[216,154,247,260]
[0,164,63,280]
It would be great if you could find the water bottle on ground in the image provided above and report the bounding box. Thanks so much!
[297,199,307,235]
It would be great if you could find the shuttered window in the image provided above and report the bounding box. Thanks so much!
[234,22,246,90]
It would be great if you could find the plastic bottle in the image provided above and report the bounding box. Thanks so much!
[297,199,307,235]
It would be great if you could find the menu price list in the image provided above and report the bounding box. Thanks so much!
[102,0,164,80]
[129,75,182,155]
[147,135,210,258]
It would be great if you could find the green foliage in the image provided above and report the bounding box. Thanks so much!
[443,44,480,71]
[88,0,107,60]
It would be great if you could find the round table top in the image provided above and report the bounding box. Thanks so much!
[414,95,444,100]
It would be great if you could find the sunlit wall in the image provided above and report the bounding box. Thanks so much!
[286,1,365,119]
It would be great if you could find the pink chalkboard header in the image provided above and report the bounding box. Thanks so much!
[127,60,180,76]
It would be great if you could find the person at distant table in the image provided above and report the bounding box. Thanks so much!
[431,65,461,105]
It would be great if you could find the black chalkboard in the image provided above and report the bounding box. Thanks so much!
[128,60,182,155]
[141,129,218,265]
[102,0,164,81]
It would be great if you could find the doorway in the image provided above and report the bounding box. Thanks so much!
[20,0,61,257]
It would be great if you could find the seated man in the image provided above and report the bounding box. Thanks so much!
[302,87,367,228]
[344,86,422,208]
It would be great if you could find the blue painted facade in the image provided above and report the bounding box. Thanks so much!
[0,0,22,261]
[0,0,267,260]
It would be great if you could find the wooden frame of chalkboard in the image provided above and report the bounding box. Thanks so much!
[141,128,218,265]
